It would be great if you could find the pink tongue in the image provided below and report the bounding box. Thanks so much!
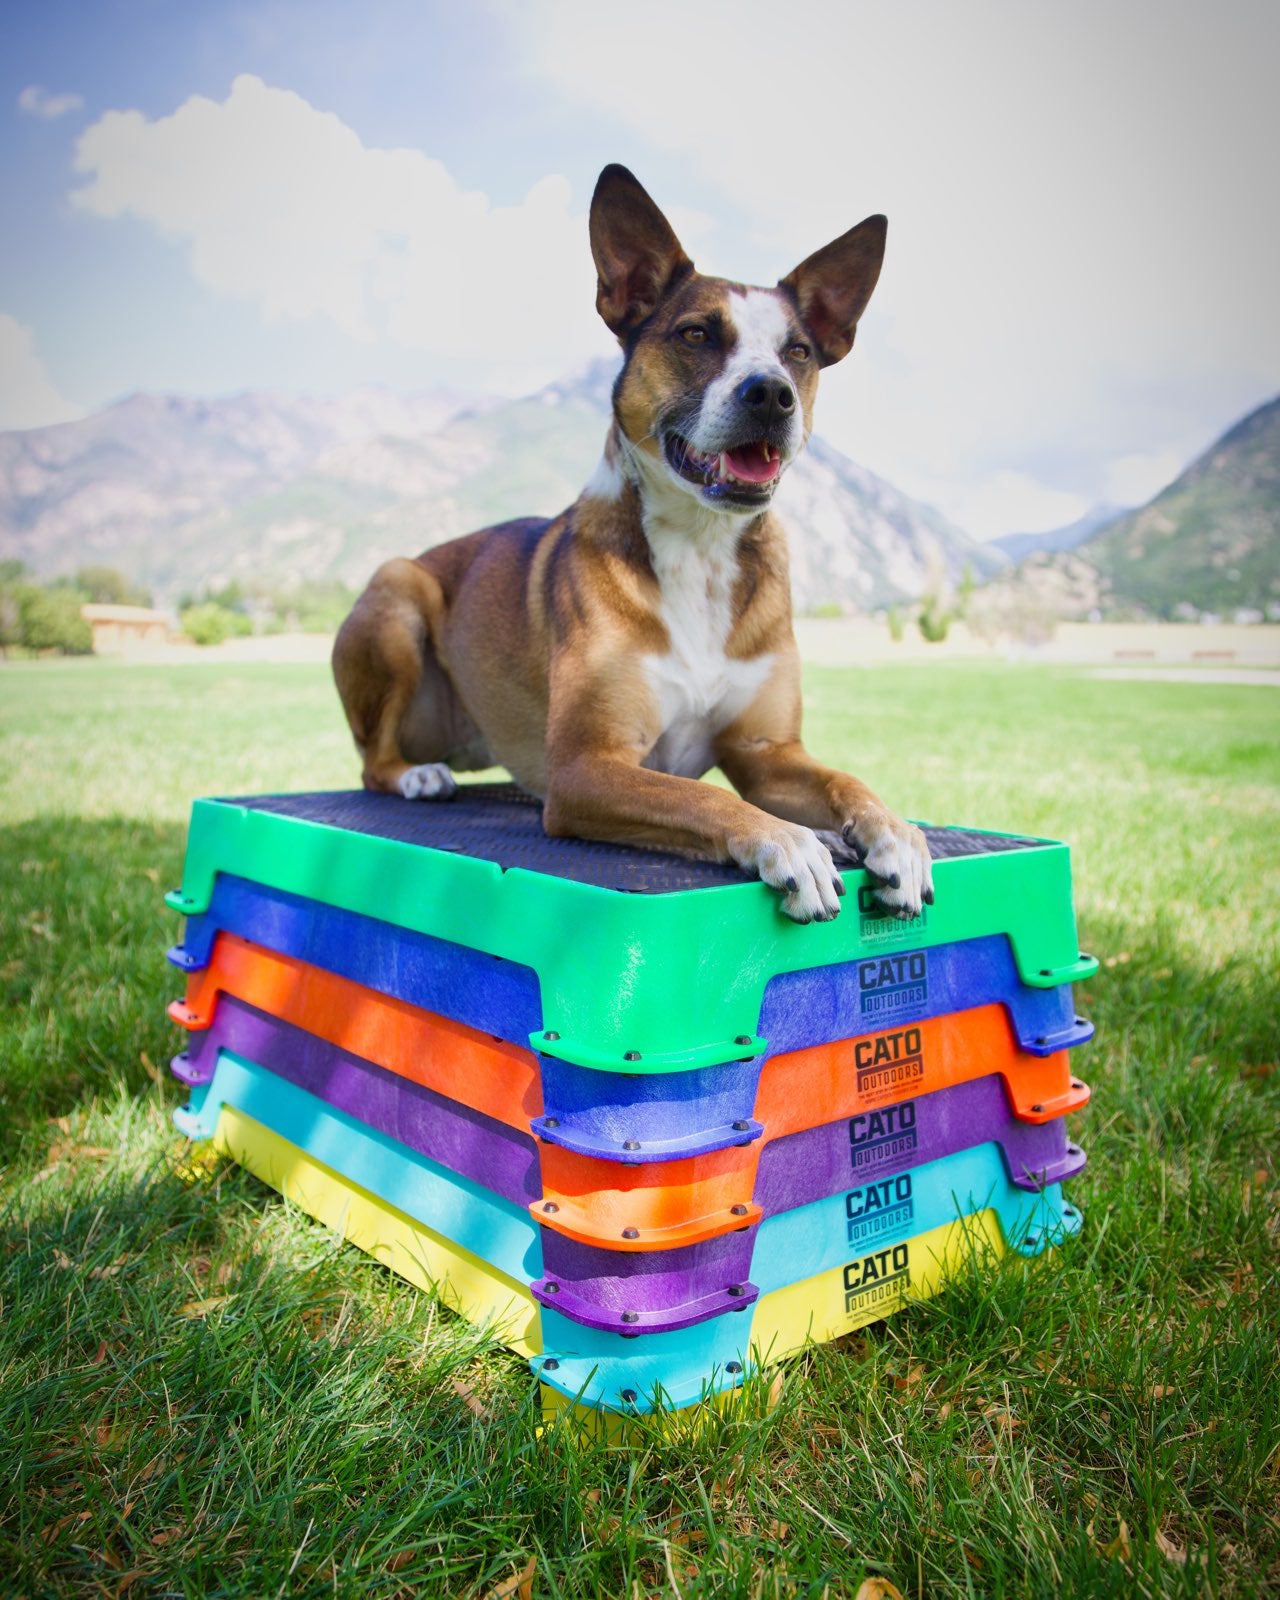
[723,444,781,484]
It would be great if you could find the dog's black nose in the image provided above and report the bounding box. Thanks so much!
[736,374,796,424]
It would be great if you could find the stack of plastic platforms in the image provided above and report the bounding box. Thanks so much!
[165,785,1094,1422]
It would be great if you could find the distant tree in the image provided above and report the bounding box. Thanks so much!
[0,559,27,584]
[179,602,252,646]
[886,605,905,642]
[917,590,952,643]
[72,565,153,607]
[0,584,21,656]
[18,585,93,653]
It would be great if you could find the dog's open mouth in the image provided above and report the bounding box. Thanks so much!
[663,432,783,504]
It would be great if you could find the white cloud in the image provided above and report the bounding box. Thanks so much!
[18,84,84,120]
[0,315,82,430]
[70,75,616,390]
[1103,449,1184,507]
[942,471,1091,543]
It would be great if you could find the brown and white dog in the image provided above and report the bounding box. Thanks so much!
[332,164,933,923]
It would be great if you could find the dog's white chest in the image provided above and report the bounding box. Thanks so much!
[641,534,772,778]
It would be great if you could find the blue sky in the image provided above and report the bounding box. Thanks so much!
[2,0,1278,538]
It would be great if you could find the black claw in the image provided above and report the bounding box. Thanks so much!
[834,878,847,896]
[881,872,901,890]
[923,886,935,906]
[785,877,798,893]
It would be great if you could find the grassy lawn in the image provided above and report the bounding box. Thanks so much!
[0,656,1277,1598]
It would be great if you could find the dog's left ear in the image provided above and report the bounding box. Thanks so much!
[590,164,693,339]
[779,215,887,367]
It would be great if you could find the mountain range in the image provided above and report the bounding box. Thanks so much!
[0,362,999,615]
[976,395,1280,623]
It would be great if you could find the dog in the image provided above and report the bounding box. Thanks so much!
[332,164,933,924]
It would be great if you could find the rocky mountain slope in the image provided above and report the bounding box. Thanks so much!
[0,362,999,613]
[1078,395,1280,618]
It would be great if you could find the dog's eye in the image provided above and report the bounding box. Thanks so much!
[787,341,811,362]
[678,326,710,346]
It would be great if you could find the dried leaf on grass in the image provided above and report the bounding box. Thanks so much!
[176,1294,235,1319]
[485,1555,535,1600]
[1155,1528,1206,1569]
[767,1370,785,1409]
[1087,1518,1132,1564]
[854,1579,905,1600]
[140,1051,165,1086]
[386,1549,416,1573]
[451,1376,491,1420]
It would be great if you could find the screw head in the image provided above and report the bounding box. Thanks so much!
[727,1284,745,1298]
[734,1035,752,1046]
[732,1120,750,1132]
[1071,1080,1084,1091]
[730,1204,748,1217]
[543,1117,560,1129]
[621,1227,639,1240]
[623,1050,641,1062]
[542,1358,560,1372]
[622,1138,640,1151]
[620,1389,638,1404]
[543,1282,560,1294]
[1030,1104,1044,1114]
[544,1030,560,1042]
[726,1361,742,1375]
[621,1311,639,1324]
[542,1201,559,1214]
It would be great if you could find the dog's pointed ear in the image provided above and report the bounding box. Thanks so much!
[779,214,887,367]
[590,164,693,338]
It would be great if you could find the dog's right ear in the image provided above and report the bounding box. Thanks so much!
[590,165,693,339]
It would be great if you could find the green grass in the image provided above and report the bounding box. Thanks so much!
[0,657,1277,1598]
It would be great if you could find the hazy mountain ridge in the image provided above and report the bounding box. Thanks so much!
[1078,395,1280,617]
[977,395,1280,623]
[0,361,1000,612]
[989,504,1128,565]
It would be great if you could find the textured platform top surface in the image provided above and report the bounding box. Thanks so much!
[222,784,1041,895]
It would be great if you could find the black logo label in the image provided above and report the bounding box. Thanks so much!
[857,952,928,1018]
[849,1094,919,1171]
[843,1241,912,1314]
[845,1174,914,1245]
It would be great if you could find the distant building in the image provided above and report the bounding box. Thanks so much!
[80,603,171,652]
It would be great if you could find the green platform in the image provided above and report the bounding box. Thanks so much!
[168,788,1095,1073]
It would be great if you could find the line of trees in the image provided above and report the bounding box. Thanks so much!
[0,562,154,655]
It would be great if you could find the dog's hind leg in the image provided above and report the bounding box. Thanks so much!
[332,558,471,800]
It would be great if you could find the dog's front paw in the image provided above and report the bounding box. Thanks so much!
[397,762,457,800]
[733,822,846,924]
[842,810,933,919]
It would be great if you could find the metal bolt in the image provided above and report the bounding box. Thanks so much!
[620,1389,638,1404]
[542,1358,560,1372]
[732,1120,750,1132]
[543,1117,560,1129]
[1035,1036,1047,1046]
[622,1139,640,1151]
[542,1201,559,1214]
[623,1050,641,1061]
[730,1204,748,1217]
[544,1030,560,1042]
[621,1227,639,1240]
[1075,1016,1087,1026]
[1030,1104,1044,1114]
[543,1282,560,1294]
[726,1361,742,1375]
[621,1311,639,1324]
[1071,1080,1084,1091]
[727,1284,745,1298]
[734,1035,752,1046]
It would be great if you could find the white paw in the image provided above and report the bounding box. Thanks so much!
[737,822,846,924]
[843,812,933,919]
[398,762,457,800]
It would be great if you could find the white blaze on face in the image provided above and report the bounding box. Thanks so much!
[694,289,802,455]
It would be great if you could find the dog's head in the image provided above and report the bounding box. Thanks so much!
[590,164,886,514]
